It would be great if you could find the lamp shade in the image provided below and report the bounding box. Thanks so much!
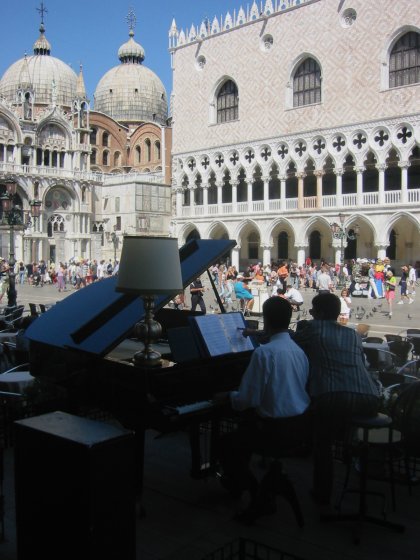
[116,236,183,296]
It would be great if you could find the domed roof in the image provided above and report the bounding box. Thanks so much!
[0,24,78,108]
[94,29,167,125]
[117,30,145,62]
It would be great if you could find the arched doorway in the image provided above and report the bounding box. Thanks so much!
[344,229,358,260]
[309,230,321,260]
[277,231,289,260]
[386,229,397,260]
[186,229,200,243]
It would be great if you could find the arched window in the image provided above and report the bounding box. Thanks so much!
[102,151,109,166]
[389,32,420,88]
[155,141,161,160]
[135,145,141,164]
[293,58,321,107]
[102,132,109,147]
[90,148,97,165]
[217,80,239,123]
[145,138,151,162]
[90,127,97,145]
[114,151,121,167]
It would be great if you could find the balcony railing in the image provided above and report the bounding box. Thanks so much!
[179,188,420,218]
[0,163,165,186]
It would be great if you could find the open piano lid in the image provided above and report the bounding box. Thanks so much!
[25,238,236,356]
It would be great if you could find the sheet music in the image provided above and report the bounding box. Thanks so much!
[191,312,255,357]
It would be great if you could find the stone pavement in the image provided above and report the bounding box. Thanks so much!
[1,278,420,559]
[5,277,419,340]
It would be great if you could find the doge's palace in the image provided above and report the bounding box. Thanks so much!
[170,0,420,270]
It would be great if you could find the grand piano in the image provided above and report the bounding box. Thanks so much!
[25,239,253,492]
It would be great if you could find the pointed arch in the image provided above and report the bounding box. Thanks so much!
[389,29,420,88]
[209,76,239,124]
[288,53,322,108]
[206,220,230,239]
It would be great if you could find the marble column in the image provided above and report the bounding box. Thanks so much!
[217,180,223,213]
[297,173,305,210]
[175,187,183,216]
[315,170,324,209]
[377,164,385,205]
[231,180,238,213]
[376,245,388,261]
[280,175,286,211]
[263,176,269,212]
[335,169,343,208]
[399,162,409,204]
[246,175,253,213]
[262,244,272,266]
[203,184,209,214]
[296,246,307,267]
[231,246,240,270]
[356,167,364,206]
[16,145,22,166]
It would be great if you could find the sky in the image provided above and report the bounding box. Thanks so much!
[0,0,248,102]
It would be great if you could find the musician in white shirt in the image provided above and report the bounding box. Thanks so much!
[215,297,310,515]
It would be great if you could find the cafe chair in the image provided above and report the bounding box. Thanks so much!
[387,340,414,366]
[364,336,385,344]
[321,413,405,543]
[363,348,397,375]
[0,306,26,332]
[404,330,420,359]
[28,303,40,317]
[390,380,420,494]
[378,358,420,401]
[384,334,404,344]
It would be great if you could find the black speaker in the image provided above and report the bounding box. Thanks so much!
[15,411,136,560]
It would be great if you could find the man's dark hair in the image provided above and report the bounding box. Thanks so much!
[262,296,292,330]
[311,292,340,320]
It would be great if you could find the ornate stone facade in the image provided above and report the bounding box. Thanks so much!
[0,12,172,265]
[170,0,420,269]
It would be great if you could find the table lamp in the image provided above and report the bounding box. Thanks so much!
[116,236,183,367]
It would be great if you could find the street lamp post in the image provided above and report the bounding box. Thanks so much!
[0,179,42,310]
[330,213,360,286]
[111,229,118,263]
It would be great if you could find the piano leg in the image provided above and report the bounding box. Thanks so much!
[134,427,145,503]
[189,422,203,479]
[188,415,222,479]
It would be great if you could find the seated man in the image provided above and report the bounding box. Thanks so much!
[293,293,380,505]
[234,275,254,315]
[215,297,310,519]
[283,284,304,310]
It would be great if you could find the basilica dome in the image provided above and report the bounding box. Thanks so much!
[94,29,168,125]
[0,24,78,108]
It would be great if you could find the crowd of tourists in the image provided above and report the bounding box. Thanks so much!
[0,258,120,296]
[199,257,418,320]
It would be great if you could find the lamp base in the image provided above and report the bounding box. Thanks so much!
[132,348,162,368]
[132,296,163,368]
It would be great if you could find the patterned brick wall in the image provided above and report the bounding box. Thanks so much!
[172,0,419,155]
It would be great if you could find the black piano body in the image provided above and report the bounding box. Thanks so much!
[25,239,253,490]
